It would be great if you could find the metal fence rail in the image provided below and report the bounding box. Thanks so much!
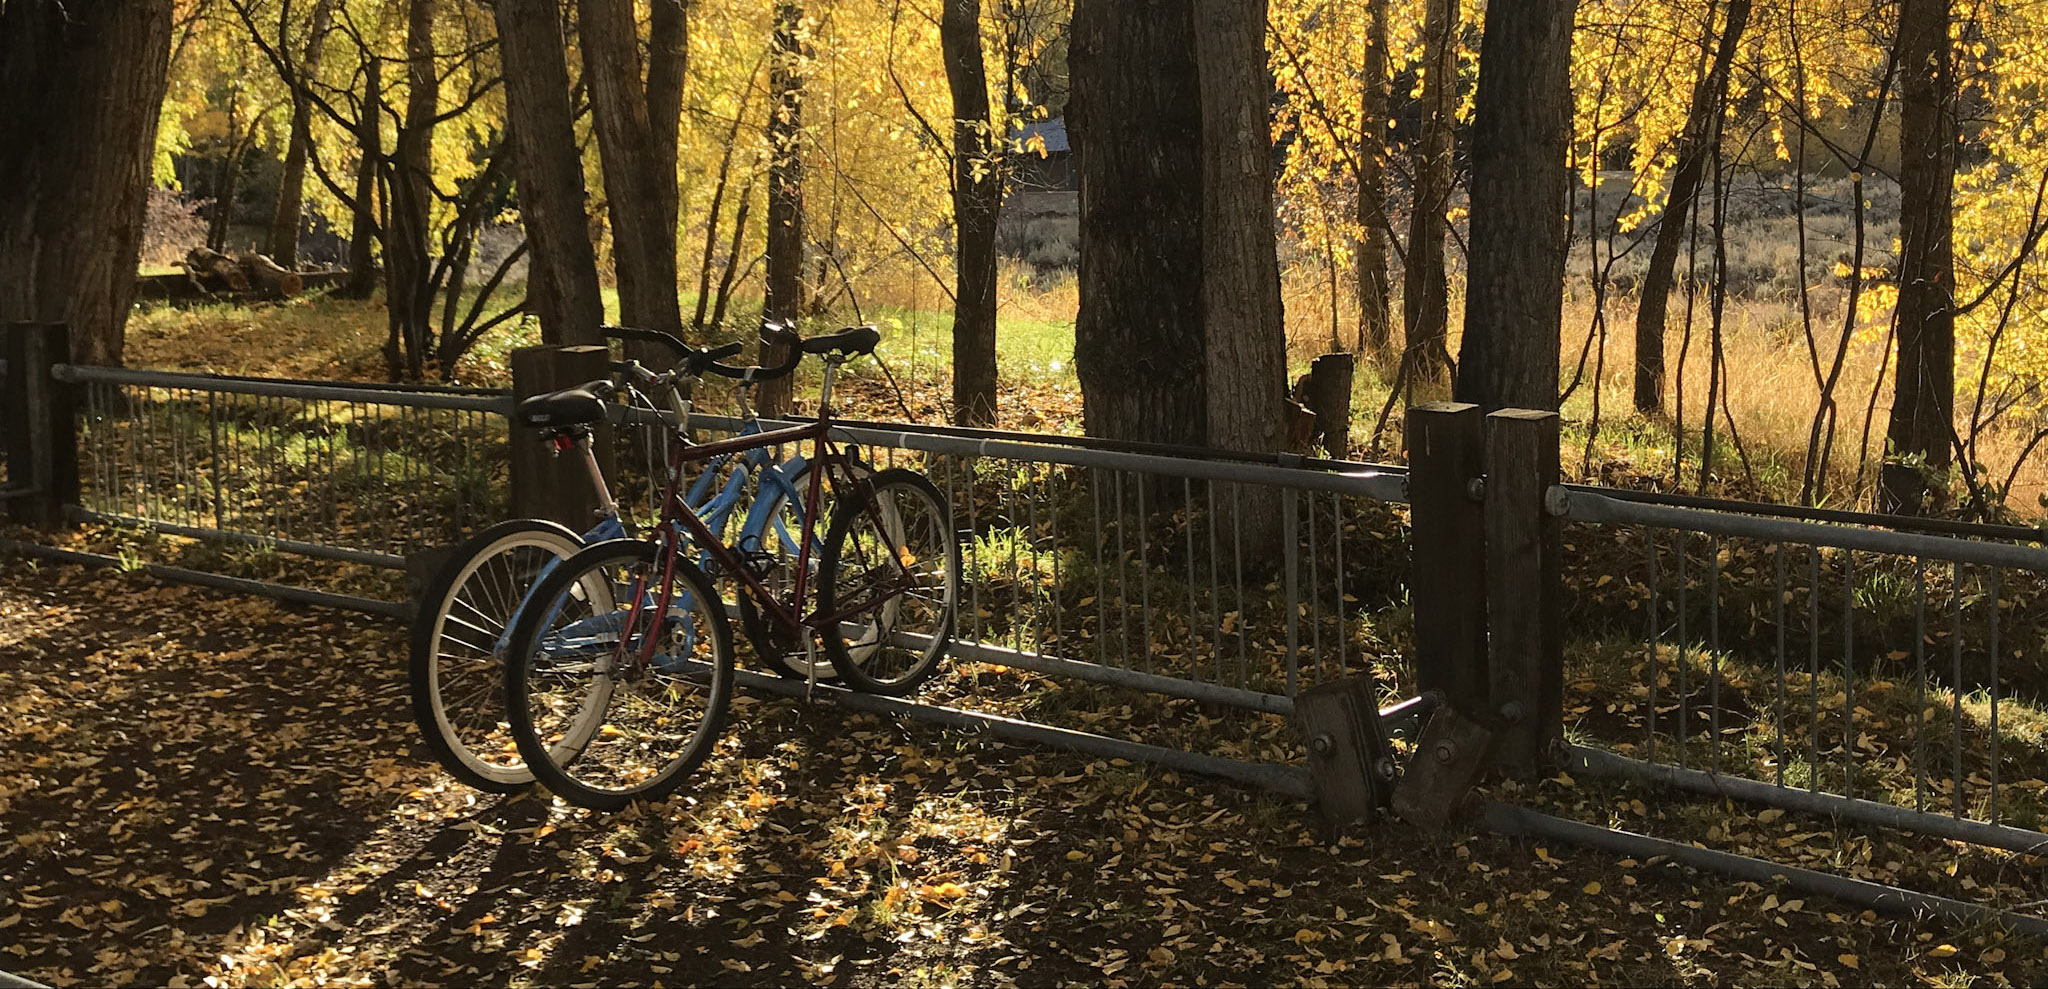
[1556,486,2048,857]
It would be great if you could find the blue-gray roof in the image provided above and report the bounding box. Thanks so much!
[1015,118,1070,154]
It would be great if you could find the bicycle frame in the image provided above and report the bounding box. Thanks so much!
[621,358,918,672]
[503,395,809,660]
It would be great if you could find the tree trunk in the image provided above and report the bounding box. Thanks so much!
[267,0,335,267]
[943,0,1000,426]
[341,54,382,299]
[206,89,243,252]
[1196,0,1285,456]
[579,0,684,340]
[760,0,808,416]
[1882,0,1956,514]
[1403,0,1457,381]
[1453,0,1575,412]
[495,0,605,346]
[1356,0,1392,355]
[1632,0,1749,414]
[1069,0,1206,446]
[0,0,175,366]
[383,0,438,380]
[648,0,687,249]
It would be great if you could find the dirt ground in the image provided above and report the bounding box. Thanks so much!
[0,559,2039,988]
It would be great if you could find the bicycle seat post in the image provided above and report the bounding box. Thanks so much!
[572,429,619,522]
[817,354,848,419]
[734,377,757,422]
[667,372,698,438]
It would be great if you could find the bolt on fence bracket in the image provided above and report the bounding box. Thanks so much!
[1543,484,1573,517]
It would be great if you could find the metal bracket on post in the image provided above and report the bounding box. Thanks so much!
[3,322,77,528]
[1391,702,1496,833]
[1293,673,1397,828]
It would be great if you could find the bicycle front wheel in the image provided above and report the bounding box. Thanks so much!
[817,469,960,695]
[409,518,583,792]
[504,539,735,811]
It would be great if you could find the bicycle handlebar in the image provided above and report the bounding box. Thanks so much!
[603,323,804,382]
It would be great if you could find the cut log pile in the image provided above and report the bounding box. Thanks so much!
[136,248,347,304]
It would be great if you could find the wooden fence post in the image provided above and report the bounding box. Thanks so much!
[4,322,77,528]
[1483,408,1563,775]
[509,344,615,527]
[1405,402,1488,717]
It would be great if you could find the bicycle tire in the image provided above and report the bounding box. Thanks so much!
[409,518,583,792]
[504,538,735,811]
[817,468,960,695]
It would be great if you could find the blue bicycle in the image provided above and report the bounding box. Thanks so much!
[409,324,835,793]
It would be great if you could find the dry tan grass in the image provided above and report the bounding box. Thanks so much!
[1283,263,2045,513]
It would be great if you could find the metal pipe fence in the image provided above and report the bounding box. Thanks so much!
[1555,486,2048,856]
[649,413,1419,759]
[54,364,512,570]
[28,353,2048,930]
[33,364,1424,785]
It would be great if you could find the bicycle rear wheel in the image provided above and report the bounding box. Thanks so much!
[409,518,582,792]
[504,538,735,811]
[817,468,960,695]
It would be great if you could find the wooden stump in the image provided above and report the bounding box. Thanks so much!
[1291,352,1356,458]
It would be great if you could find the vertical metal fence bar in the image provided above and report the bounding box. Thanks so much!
[1676,530,1689,768]
[1646,528,1660,764]
[1049,466,1063,656]
[1207,479,1223,684]
[207,390,223,531]
[966,454,983,645]
[1233,483,1247,690]
[1137,474,1152,674]
[1988,568,2002,825]
[1114,470,1131,670]
[1951,560,1965,820]
[1228,483,1245,692]
[1091,467,1108,668]
[1914,559,1929,813]
[1184,476,1199,683]
[1842,549,1855,800]
[142,383,158,523]
[1774,542,1787,788]
[1028,464,1044,656]
[1808,546,1822,793]
[1007,465,1022,654]
[1283,488,1300,697]
[1709,534,1722,775]
[1332,492,1348,678]
[1307,490,1323,682]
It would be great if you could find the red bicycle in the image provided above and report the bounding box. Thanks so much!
[501,325,961,810]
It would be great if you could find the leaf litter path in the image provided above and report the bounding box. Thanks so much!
[0,562,2035,988]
